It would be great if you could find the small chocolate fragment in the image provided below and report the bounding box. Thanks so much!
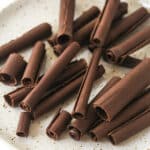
[106,27,150,63]
[4,86,33,107]
[93,58,150,121]
[118,56,141,68]
[20,42,80,112]
[105,7,149,47]
[0,23,51,60]
[89,89,150,141]
[46,109,72,140]
[16,112,32,137]
[90,0,120,47]
[0,53,26,86]
[72,48,103,119]
[22,41,45,86]
[108,108,150,144]
[32,65,105,119]
[73,6,100,32]
[57,0,75,44]
[69,76,121,140]
[48,34,58,47]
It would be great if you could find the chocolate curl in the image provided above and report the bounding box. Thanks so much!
[108,108,150,144]
[16,112,32,137]
[20,42,80,112]
[118,56,142,68]
[93,58,150,121]
[0,53,26,86]
[89,89,150,141]
[69,76,121,140]
[32,65,104,119]
[72,48,104,119]
[73,6,100,32]
[48,6,100,47]
[46,109,72,140]
[22,41,45,86]
[57,0,75,44]
[0,23,51,60]
[106,27,150,64]
[4,87,33,107]
[105,7,149,47]
[90,0,120,47]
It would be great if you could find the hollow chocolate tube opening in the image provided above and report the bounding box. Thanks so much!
[57,34,70,45]
[95,107,108,120]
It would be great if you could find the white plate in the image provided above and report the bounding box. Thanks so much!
[0,0,150,150]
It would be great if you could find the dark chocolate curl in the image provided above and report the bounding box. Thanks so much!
[93,58,150,121]
[106,27,150,63]
[108,108,150,144]
[90,0,120,47]
[89,89,150,141]
[72,48,103,119]
[46,109,72,140]
[0,53,26,86]
[57,0,75,44]
[16,112,32,137]
[22,41,45,86]
[0,23,51,60]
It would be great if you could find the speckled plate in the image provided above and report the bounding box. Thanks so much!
[0,0,150,150]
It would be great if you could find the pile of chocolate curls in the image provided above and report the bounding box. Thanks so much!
[0,0,150,145]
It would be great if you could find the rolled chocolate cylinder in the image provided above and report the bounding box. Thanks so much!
[108,108,150,144]
[46,109,72,140]
[16,112,32,137]
[57,0,75,44]
[93,58,150,121]
[32,65,104,119]
[73,6,100,32]
[5,59,87,107]
[0,23,51,60]
[0,53,26,86]
[4,86,33,107]
[106,27,150,63]
[89,89,150,141]
[22,41,45,86]
[72,48,103,119]
[119,56,141,68]
[48,6,100,47]
[69,76,121,140]
[90,0,120,47]
[105,7,149,46]
[20,42,80,112]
